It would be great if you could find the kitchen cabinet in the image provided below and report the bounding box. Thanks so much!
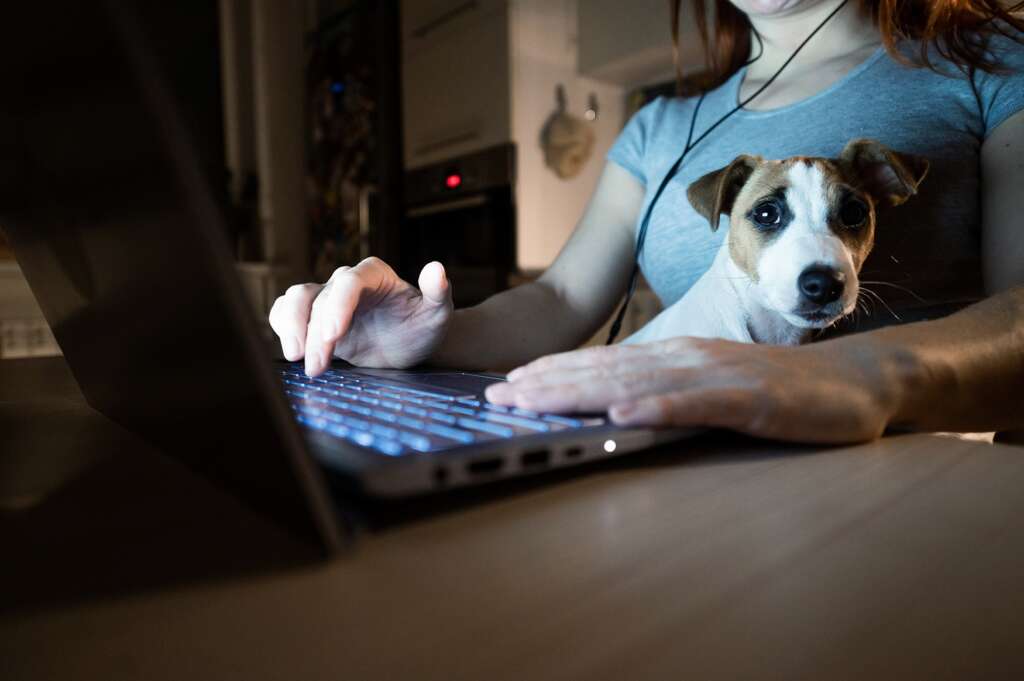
[402,0,511,169]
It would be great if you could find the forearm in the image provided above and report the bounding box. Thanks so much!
[846,287,1024,434]
[427,280,596,371]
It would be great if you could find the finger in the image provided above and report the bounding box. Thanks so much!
[609,388,754,431]
[268,283,323,361]
[506,344,649,381]
[504,353,703,390]
[417,261,451,307]
[487,368,694,413]
[307,259,389,374]
[507,337,707,381]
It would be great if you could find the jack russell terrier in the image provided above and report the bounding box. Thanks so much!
[624,139,929,346]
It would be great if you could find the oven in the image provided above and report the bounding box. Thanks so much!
[402,143,516,308]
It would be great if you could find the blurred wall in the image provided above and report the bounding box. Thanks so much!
[578,0,695,87]
[510,0,627,271]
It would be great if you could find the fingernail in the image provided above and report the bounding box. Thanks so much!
[282,336,301,360]
[485,383,512,401]
[305,351,321,376]
[611,401,653,425]
[609,402,637,422]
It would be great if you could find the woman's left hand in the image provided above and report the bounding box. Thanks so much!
[483,337,908,444]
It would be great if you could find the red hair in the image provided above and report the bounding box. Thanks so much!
[671,0,1024,96]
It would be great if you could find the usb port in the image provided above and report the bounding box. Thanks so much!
[520,449,550,468]
[466,457,504,476]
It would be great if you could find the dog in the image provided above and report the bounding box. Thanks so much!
[623,139,929,346]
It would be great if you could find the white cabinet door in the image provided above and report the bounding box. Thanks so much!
[402,0,511,169]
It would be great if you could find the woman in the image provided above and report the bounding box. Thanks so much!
[269,0,1024,444]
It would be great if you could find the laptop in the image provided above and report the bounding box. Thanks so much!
[1,2,695,553]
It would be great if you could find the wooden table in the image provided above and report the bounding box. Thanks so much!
[3,357,1024,680]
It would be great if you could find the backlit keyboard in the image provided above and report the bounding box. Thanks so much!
[278,366,603,457]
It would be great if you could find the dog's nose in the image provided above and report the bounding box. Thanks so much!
[798,266,845,305]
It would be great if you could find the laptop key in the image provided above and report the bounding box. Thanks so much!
[541,414,588,428]
[480,411,554,432]
[396,416,427,430]
[349,430,374,448]
[398,432,433,452]
[372,437,405,456]
[512,407,541,418]
[369,423,399,439]
[456,418,515,438]
[369,384,457,401]
[424,423,476,443]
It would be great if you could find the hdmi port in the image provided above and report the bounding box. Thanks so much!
[467,457,504,476]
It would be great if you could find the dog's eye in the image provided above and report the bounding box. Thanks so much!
[751,201,781,228]
[840,199,868,227]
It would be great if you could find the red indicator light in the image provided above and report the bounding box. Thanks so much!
[445,173,462,189]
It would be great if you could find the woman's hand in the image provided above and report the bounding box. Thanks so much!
[484,336,913,444]
[268,257,453,375]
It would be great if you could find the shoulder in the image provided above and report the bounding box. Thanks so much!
[608,94,701,184]
[967,27,1024,137]
[624,94,700,135]
[980,26,1024,67]
[608,80,739,175]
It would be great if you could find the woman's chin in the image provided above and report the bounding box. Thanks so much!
[731,0,823,17]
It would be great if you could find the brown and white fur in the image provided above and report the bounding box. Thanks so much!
[623,139,929,346]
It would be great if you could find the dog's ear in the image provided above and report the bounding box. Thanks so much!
[839,139,929,207]
[686,155,759,232]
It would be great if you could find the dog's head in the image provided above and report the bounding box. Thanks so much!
[687,139,929,329]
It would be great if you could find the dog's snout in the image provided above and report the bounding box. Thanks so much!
[798,266,845,306]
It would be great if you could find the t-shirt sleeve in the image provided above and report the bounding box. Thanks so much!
[971,31,1024,138]
[606,96,666,184]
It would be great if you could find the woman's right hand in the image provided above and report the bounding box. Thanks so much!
[268,257,454,375]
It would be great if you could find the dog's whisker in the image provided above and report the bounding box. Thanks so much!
[858,289,880,317]
[856,290,873,317]
[860,286,902,321]
[859,280,928,304]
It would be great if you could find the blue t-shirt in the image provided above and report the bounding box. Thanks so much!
[607,33,1024,331]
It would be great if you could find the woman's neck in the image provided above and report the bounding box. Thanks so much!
[743,0,881,81]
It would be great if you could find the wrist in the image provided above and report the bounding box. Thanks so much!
[423,307,469,369]
[852,332,952,432]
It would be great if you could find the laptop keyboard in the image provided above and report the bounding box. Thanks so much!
[278,366,604,457]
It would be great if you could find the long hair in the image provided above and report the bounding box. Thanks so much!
[671,0,1024,96]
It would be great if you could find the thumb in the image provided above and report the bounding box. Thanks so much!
[417,261,451,306]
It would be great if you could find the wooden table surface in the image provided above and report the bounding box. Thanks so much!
[2,357,1024,681]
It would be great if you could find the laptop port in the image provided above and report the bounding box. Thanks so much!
[521,449,550,468]
[466,457,504,476]
[564,446,584,459]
